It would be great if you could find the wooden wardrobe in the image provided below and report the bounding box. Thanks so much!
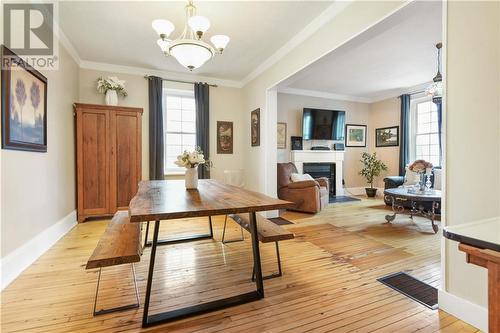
[74,103,143,222]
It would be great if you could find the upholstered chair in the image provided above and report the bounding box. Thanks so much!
[277,163,329,214]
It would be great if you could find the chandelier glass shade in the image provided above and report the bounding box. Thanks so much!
[152,1,229,71]
[426,43,443,104]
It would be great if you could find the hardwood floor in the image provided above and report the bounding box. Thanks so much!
[1,198,480,332]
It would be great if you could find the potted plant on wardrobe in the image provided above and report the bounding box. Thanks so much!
[359,152,387,197]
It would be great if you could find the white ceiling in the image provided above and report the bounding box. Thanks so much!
[58,1,332,81]
[278,1,443,102]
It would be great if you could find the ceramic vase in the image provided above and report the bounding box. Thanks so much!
[185,166,198,189]
[105,90,118,106]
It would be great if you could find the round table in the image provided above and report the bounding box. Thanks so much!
[384,188,442,233]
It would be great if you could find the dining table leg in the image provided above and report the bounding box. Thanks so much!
[249,212,264,296]
[142,220,160,328]
[143,216,214,247]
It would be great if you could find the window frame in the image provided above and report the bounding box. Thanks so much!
[163,88,196,175]
[409,94,441,168]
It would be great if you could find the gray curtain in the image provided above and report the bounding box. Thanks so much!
[399,94,411,176]
[148,76,164,180]
[194,83,210,179]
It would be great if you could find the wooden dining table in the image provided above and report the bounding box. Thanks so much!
[128,179,294,328]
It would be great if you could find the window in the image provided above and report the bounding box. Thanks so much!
[410,97,441,167]
[163,90,196,174]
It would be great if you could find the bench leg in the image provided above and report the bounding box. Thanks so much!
[222,215,245,244]
[252,242,283,281]
[93,263,140,316]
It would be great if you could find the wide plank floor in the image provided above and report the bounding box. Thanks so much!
[0,198,481,332]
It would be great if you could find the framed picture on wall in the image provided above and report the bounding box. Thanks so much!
[251,108,260,146]
[277,122,287,149]
[375,126,399,147]
[345,124,367,147]
[217,121,233,154]
[291,136,303,150]
[1,45,48,152]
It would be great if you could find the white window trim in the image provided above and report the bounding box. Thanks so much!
[163,88,196,176]
[409,94,441,167]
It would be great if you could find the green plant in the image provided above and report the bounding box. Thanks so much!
[359,152,388,188]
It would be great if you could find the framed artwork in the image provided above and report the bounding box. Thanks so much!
[1,45,47,152]
[216,121,233,154]
[251,108,260,146]
[376,126,399,147]
[277,122,287,149]
[291,136,303,150]
[345,124,367,147]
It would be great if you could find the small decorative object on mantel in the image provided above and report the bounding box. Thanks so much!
[175,147,210,189]
[97,76,127,106]
[1,45,47,152]
[407,159,434,194]
[291,136,303,150]
[359,152,387,197]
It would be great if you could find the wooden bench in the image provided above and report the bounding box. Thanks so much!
[227,214,294,280]
[86,211,142,316]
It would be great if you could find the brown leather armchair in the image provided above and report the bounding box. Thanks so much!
[277,163,330,213]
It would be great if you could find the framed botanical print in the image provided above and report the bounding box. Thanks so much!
[277,122,287,149]
[376,126,399,147]
[251,108,260,147]
[217,121,233,154]
[1,45,47,152]
[345,124,367,147]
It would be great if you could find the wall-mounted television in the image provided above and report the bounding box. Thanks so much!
[302,108,345,140]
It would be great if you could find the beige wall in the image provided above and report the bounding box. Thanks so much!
[444,0,500,310]
[78,69,245,182]
[1,43,79,257]
[277,93,375,188]
[242,1,407,195]
[79,69,150,180]
[369,97,400,188]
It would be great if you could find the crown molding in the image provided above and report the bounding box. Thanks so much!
[55,25,82,66]
[241,1,352,87]
[79,60,243,88]
[278,87,374,104]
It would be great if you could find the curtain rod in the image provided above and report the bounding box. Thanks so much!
[144,75,218,87]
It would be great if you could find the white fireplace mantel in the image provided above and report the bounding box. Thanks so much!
[290,150,344,196]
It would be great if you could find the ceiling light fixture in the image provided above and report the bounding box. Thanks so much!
[152,1,230,71]
[426,42,443,104]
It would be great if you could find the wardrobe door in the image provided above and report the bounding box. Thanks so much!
[109,111,142,212]
[76,109,109,222]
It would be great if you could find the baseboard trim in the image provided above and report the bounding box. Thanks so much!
[1,210,77,290]
[438,289,487,332]
[345,187,384,198]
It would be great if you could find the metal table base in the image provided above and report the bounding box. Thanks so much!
[141,212,264,328]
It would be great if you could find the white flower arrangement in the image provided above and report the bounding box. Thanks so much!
[97,76,128,97]
[175,147,208,169]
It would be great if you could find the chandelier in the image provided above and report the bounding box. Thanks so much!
[151,0,230,71]
[426,42,443,104]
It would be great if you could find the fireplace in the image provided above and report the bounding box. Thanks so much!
[303,163,336,195]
